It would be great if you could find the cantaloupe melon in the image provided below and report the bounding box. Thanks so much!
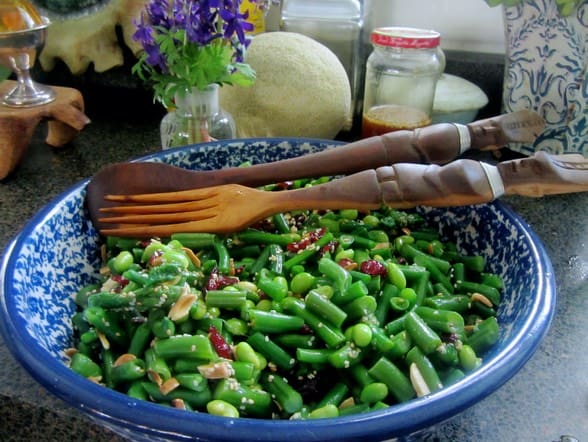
[219,32,352,139]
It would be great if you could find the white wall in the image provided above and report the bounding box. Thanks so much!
[267,0,507,55]
[364,0,505,54]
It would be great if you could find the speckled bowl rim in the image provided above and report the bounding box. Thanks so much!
[0,138,556,441]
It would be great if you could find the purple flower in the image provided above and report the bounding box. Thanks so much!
[132,0,262,106]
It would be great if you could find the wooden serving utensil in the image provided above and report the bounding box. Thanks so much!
[86,110,544,231]
[98,152,588,237]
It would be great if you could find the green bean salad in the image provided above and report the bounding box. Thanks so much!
[70,178,502,420]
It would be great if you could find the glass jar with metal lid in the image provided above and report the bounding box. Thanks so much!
[362,27,445,138]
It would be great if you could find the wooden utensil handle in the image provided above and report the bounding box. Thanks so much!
[497,152,588,197]
[375,160,495,208]
[212,111,544,188]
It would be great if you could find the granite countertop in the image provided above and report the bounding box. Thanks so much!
[0,62,587,441]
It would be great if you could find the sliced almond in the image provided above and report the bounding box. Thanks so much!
[471,292,494,308]
[113,353,137,367]
[168,288,197,322]
[409,362,431,398]
[198,361,235,379]
[171,398,187,410]
[181,246,201,268]
[97,331,110,350]
[160,377,181,396]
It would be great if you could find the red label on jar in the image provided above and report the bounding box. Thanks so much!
[371,27,440,49]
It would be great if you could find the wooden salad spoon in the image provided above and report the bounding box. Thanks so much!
[98,151,588,237]
[86,110,544,231]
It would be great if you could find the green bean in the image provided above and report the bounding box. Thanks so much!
[328,341,363,369]
[248,309,305,334]
[257,274,288,302]
[274,333,317,349]
[339,403,370,416]
[315,381,349,409]
[458,344,482,372]
[213,238,231,274]
[281,297,346,348]
[111,358,146,385]
[331,280,369,305]
[175,373,208,391]
[368,357,415,403]
[452,262,465,285]
[70,352,102,379]
[296,347,332,364]
[389,296,410,313]
[127,380,148,400]
[424,294,471,312]
[83,306,127,346]
[414,254,453,293]
[456,281,501,305]
[229,361,257,382]
[404,311,442,354]
[142,381,212,409]
[266,244,285,275]
[153,335,215,360]
[400,243,451,274]
[170,232,217,249]
[348,363,374,388]
[237,229,300,247]
[414,306,465,335]
[369,325,395,354]
[260,372,303,414]
[373,283,398,326]
[341,295,377,320]
[387,330,413,359]
[440,367,466,385]
[305,290,348,328]
[406,346,442,393]
[247,332,296,370]
[102,348,114,388]
[205,289,248,310]
[145,348,172,382]
[308,404,339,419]
[127,322,151,356]
[152,316,176,339]
[317,256,351,295]
[466,316,500,353]
[272,213,291,234]
[213,378,272,417]
[74,283,100,308]
[481,272,504,290]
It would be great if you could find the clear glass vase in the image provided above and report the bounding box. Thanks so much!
[160,84,236,149]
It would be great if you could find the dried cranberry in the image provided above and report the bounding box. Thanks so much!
[287,228,326,253]
[208,325,233,359]
[319,240,338,257]
[110,274,129,292]
[205,268,239,291]
[274,181,294,190]
[360,259,388,277]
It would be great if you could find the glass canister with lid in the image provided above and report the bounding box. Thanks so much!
[362,27,445,138]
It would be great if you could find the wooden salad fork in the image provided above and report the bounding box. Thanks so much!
[86,110,544,232]
[99,152,588,237]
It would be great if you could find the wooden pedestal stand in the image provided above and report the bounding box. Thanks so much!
[0,80,90,179]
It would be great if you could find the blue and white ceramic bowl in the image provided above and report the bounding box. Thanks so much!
[0,138,555,441]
